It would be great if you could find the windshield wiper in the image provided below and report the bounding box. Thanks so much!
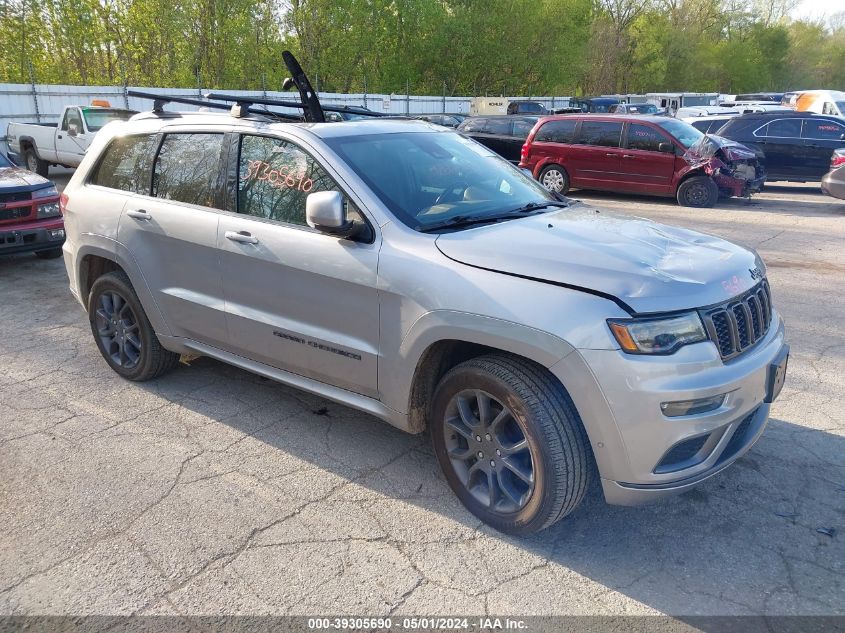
[417,201,567,234]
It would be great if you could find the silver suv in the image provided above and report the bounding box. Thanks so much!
[60,111,788,535]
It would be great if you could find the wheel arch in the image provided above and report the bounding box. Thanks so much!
[389,311,576,433]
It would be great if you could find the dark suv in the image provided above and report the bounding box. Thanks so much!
[457,115,539,162]
[715,112,845,182]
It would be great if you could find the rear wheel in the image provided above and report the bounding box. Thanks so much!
[677,175,718,208]
[23,148,48,177]
[88,271,179,381]
[34,248,63,259]
[431,354,591,535]
[538,164,570,194]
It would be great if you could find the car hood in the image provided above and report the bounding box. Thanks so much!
[434,203,765,314]
[0,166,51,191]
[685,135,757,163]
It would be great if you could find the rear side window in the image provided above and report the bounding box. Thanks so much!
[802,119,845,140]
[760,119,801,138]
[485,119,511,135]
[512,120,535,139]
[152,133,224,208]
[577,121,622,147]
[238,135,337,226]
[536,120,577,143]
[460,118,486,132]
[626,124,668,152]
[89,134,157,193]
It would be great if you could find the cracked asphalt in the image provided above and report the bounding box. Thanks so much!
[0,176,843,617]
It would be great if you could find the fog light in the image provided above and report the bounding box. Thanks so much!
[661,394,725,417]
[37,202,61,219]
[49,229,65,240]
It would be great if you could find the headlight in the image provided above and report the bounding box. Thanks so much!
[37,202,61,218]
[32,185,58,199]
[608,312,707,355]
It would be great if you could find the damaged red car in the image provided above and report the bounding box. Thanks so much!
[519,115,765,207]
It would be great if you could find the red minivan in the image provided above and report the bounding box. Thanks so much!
[519,115,766,207]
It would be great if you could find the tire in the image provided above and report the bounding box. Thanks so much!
[431,353,592,535]
[34,247,63,259]
[87,270,179,381]
[538,164,570,194]
[676,175,718,208]
[23,147,49,177]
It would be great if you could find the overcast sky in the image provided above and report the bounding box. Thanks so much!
[791,0,843,23]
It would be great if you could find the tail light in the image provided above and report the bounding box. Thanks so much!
[59,192,68,215]
[520,140,531,163]
[831,152,845,168]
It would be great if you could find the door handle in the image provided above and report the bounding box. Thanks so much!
[126,209,151,220]
[58,135,63,139]
[605,153,617,157]
[225,230,259,244]
[622,154,636,159]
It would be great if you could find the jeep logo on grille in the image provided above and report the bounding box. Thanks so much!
[749,267,763,281]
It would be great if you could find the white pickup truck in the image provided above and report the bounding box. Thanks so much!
[7,104,136,176]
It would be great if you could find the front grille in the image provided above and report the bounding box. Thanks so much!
[0,191,31,204]
[700,280,772,360]
[0,207,31,221]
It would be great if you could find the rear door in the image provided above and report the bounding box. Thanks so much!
[216,133,380,397]
[800,118,845,180]
[504,118,535,163]
[116,131,229,347]
[618,122,676,194]
[566,120,624,189]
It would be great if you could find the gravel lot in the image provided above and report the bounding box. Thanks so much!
[1,176,843,618]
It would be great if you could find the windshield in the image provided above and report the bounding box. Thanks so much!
[325,131,560,231]
[518,102,546,114]
[656,118,705,148]
[631,104,658,114]
[81,108,137,132]
[0,153,13,168]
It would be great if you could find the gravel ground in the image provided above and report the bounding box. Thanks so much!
[0,177,843,618]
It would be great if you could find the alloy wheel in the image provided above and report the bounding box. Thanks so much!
[95,291,142,369]
[442,389,535,513]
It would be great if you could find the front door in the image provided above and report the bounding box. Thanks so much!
[617,122,676,194]
[217,133,380,397]
[55,107,87,165]
[116,131,229,347]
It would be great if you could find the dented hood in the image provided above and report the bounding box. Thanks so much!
[0,166,51,191]
[684,134,757,163]
[434,203,765,314]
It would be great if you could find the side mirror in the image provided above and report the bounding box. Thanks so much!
[68,124,78,137]
[306,191,357,237]
[658,142,674,153]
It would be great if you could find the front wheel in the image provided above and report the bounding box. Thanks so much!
[88,271,179,381]
[676,175,718,208]
[431,354,592,535]
[538,164,570,194]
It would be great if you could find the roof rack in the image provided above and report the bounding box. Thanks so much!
[128,51,383,124]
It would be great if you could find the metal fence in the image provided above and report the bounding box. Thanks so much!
[0,82,572,152]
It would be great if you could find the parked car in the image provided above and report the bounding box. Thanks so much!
[568,97,620,113]
[414,114,464,128]
[7,104,137,176]
[715,111,845,182]
[507,101,547,115]
[457,115,540,162]
[61,88,788,535]
[821,149,845,200]
[608,103,661,115]
[0,151,64,258]
[519,115,765,207]
[790,90,845,117]
[687,115,739,134]
[735,92,785,103]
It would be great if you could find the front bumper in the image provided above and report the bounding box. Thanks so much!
[551,311,786,505]
[0,219,65,256]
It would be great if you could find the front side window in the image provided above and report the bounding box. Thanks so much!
[62,109,82,132]
[802,119,845,140]
[626,124,669,152]
[764,118,802,138]
[238,135,338,226]
[577,121,622,147]
[89,134,157,193]
[152,133,224,208]
[536,120,577,143]
[485,119,511,135]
